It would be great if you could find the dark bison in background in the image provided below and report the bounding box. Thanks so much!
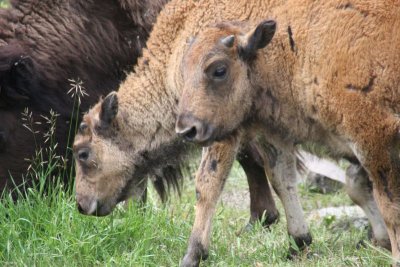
[0,0,170,196]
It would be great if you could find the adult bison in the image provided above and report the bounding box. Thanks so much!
[0,0,283,228]
[175,0,400,264]
[0,0,168,192]
[73,0,390,266]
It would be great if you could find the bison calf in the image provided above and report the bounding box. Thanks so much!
[176,0,400,264]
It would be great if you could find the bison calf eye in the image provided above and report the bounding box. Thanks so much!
[213,65,227,79]
[79,123,88,133]
[78,148,90,162]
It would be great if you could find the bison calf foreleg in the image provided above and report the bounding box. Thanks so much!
[181,138,240,267]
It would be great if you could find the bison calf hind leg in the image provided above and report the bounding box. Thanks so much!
[345,163,391,250]
[239,144,279,228]
[266,148,312,255]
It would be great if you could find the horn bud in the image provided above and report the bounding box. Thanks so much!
[221,35,235,48]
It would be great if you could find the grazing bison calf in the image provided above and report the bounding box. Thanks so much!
[74,0,389,266]
[175,0,400,264]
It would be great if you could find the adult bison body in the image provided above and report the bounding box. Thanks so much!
[0,0,284,229]
[175,0,400,264]
[74,0,390,265]
[0,0,168,191]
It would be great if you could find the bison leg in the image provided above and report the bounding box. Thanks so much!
[238,143,279,227]
[345,164,390,250]
[336,109,400,262]
[369,154,400,265]
[371,160,400,265]
[181,137,240,267]
[265,147,312,254]
[338,108,400,261]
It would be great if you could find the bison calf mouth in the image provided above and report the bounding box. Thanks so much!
[76,195,112,217]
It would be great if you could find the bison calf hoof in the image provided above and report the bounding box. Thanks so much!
[262,211,280,228]
[180,254,200,267]
[287,233,313,259]
[242,212,280,233]
[367,225,391,251]
[371,237,392,251]
[180,242,208,267]
[180,253,208,267]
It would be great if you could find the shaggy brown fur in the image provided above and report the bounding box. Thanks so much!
[75,0,391,265]
[0,0,167,193]
[175,0,400,264]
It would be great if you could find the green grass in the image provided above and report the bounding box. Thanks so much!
[0,0,9,8]
[0,161,393,266]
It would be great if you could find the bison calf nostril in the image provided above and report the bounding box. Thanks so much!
[183,127,197,141]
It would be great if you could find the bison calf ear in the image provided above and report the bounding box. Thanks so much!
[100,92,118,125]
[239,20,276,61]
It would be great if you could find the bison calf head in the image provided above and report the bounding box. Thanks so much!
[176,20,276,145]
[73,92,145,216]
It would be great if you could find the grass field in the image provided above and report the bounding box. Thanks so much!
[0,1,394,266]
[0,161,393,267]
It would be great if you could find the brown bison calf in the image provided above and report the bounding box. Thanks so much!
[74,0,389,266]
[176,0,400,264]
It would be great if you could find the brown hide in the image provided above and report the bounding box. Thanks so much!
[173,0,400,263]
